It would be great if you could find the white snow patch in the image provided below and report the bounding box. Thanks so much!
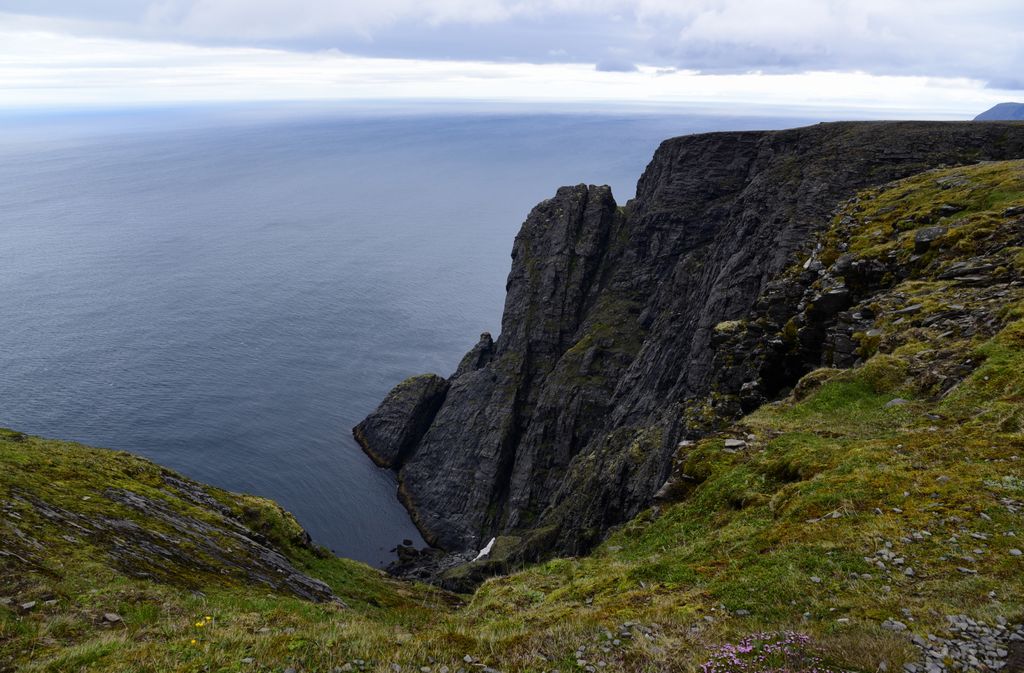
[473,537,496,562]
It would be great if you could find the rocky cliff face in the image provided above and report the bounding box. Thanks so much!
[356,121,1024,574]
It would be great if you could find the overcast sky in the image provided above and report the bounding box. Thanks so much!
[1,1,1021,113]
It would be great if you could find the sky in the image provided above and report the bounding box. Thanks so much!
[0,1,1022,115]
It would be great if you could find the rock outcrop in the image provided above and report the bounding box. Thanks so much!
[697,163,1024,430]
[354,374,449,468]
[1,429,339,603]
[356,122,1024,577]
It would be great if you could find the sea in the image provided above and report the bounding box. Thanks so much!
[0,104,814,565]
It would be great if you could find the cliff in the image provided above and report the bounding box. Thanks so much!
[356,121,1024,576]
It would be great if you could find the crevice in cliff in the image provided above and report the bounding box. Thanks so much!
[480,348,532,541]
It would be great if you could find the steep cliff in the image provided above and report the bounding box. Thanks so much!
[357,121,1024,570]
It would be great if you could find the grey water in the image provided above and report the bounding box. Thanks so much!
[0,105,812,566]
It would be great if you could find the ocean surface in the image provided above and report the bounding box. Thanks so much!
[0,105,813,565]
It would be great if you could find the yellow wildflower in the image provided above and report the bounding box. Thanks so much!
[190,639,197,645]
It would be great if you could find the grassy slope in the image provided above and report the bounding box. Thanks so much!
[0,434,451,672]
[2,161,1023,672]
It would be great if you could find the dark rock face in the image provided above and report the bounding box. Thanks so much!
[974,103,1024,121]
[354,373,449,468]
[357,121,1024,569]
[393,184,623,550]
[914,226,948,253]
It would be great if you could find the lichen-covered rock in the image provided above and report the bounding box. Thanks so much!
[358,121,1024,578]
[0,432,339,603]
[354,374,449,468]
[705,158,1024,420]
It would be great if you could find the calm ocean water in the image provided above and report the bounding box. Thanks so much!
[0,106,811,565]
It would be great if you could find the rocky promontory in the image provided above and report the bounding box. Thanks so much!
[356,121,1024,583]
[975,103,1024,121]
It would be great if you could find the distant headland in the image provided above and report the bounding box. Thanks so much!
[975,102,1024,120]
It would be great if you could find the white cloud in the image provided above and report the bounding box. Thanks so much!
[668,0,1023,77]
[2,2,1021,87]
[141,0,515,37]
[0,24,1011,115]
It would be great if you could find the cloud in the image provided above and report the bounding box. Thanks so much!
[595,59,637,73]
[142,0,514,38]
[1,1,1021,89]
[0,24,1010,116]
[986,78,1024,92]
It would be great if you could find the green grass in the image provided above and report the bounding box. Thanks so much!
[824,159,1024,266]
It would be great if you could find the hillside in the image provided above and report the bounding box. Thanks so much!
[975,104,1024,121]
[3,154,1024,673]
